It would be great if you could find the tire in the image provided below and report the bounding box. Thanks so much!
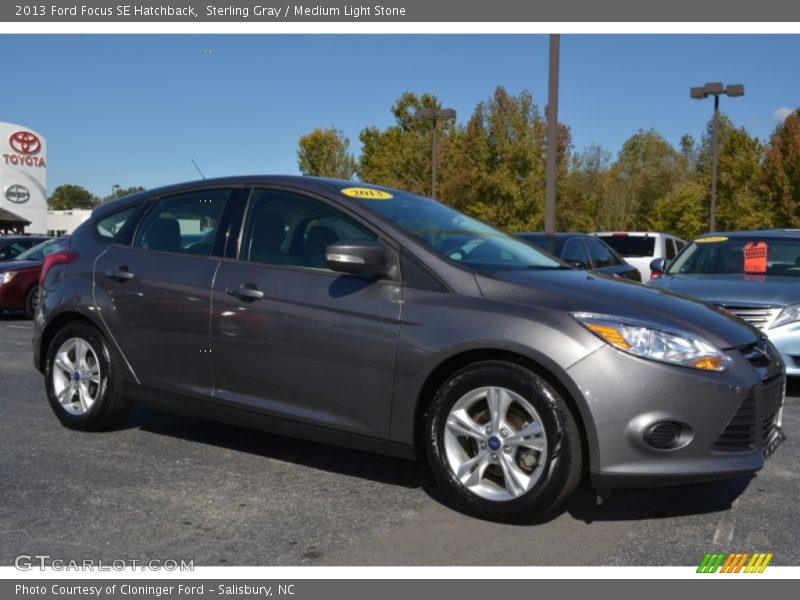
[44,321,130,431]
[24,285,39,319]
[425,360,583,521]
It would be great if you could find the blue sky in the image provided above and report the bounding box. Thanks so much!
[1,34,798,197]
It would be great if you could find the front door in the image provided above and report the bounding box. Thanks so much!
[210,188,402,437]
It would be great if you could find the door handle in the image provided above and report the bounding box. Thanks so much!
[226,284,264,301]
[106,268,134,281]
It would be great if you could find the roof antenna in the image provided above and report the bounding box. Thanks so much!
[191,159,206,180]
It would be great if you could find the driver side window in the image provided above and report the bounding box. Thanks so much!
[241,189,375,270]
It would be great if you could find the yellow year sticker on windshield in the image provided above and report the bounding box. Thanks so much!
[695,236,729,243]
[341,187,393,200]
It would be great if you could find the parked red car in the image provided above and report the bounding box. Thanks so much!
[0,238,66,318]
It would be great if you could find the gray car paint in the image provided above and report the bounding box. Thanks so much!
[34,176,783,490]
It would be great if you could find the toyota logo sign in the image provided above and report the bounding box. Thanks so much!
[4,184,30,204]
[9,131,41,155]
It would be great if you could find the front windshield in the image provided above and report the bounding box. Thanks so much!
[668,236,800,277]
[15,238,65,262]
[350,189,563,271]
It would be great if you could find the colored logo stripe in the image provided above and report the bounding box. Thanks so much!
[697,552,773,573]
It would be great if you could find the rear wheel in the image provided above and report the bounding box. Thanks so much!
[44,322,130,430]
[425,361,582,521]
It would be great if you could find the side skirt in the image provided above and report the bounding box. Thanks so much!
[123,385,418,461]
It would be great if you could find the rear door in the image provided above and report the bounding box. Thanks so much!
[209,187,402,437]
[94,187,236,398]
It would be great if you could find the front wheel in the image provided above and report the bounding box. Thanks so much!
[44,321,130,431]
[24,285,40,319]
[425,361,583,521]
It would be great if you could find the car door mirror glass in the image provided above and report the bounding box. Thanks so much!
[326,240,387,276]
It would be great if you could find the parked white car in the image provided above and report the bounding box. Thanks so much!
[592,231,688,281]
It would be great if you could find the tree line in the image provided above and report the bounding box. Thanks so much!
[297,87,800,239]
[47,185,145,210]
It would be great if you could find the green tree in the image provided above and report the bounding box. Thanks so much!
[47,184,97,210]
[608,129,683,229]
[762,108,800,226]
[651,180,707,240]
[100,186,145,203]
[297,128,357,179]
[358,92,453,197]
[697,114,770,231]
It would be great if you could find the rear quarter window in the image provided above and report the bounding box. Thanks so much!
[94,206,138,241]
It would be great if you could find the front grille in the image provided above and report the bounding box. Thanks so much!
[713,396,756,451]
[718,305,780,330]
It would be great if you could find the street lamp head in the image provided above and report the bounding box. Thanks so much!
[690,86,707,100]
[725,84,745,97]
[439,108,457,120]
[704,82,725,95]
[414,107,437,120]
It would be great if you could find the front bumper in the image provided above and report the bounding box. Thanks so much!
[566,342,785,489]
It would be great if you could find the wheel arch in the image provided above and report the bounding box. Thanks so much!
[412,348,596,473]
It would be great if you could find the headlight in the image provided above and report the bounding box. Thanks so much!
[572,313,732,372]
[771,304,800,329]
[0,271,16,285]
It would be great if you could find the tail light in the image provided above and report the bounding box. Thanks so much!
[40,239,79,285]
[649,269,663,280]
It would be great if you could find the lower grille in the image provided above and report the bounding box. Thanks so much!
[719,305,780,330]
[763,409,781,447]
[713,396,756,451]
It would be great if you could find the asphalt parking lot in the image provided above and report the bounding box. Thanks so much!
[1,312,798,566]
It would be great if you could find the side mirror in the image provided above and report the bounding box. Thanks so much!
[566,260,587,270]
[649,257,666,279]
[326,239,387,276]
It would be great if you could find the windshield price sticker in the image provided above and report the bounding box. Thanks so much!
[744,241,768,274]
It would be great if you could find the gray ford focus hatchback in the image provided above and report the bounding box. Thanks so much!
[33,176,785,521]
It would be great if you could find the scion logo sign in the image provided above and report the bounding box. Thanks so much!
[5,184,30,204]
[4,130,46,167]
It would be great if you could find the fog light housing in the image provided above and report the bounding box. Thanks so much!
[644,421,684,450]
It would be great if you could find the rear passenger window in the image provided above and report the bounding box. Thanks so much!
[133,189,231,256]
[95,206,137,241]
[241,189,375,269]
[666,239,677,260]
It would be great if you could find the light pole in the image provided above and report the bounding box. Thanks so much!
[545,34,560,234]
[690,82,745,232]
[414,107,456,199]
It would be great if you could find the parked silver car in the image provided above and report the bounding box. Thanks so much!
[34,178,784,521]
[649,230,800,377]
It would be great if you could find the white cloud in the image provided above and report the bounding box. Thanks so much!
[773,106,794,123]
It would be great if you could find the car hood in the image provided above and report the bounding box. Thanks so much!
[0,260,40,272]
[475,269,758,349]
[649,273,800,307]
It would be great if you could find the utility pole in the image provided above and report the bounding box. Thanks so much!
[545,34,560,234]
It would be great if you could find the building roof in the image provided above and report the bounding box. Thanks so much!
[0,206,31,225]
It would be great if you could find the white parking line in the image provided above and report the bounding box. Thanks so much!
[713,520,736,547]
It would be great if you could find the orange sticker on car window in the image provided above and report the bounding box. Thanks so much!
[744,241,768,274]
